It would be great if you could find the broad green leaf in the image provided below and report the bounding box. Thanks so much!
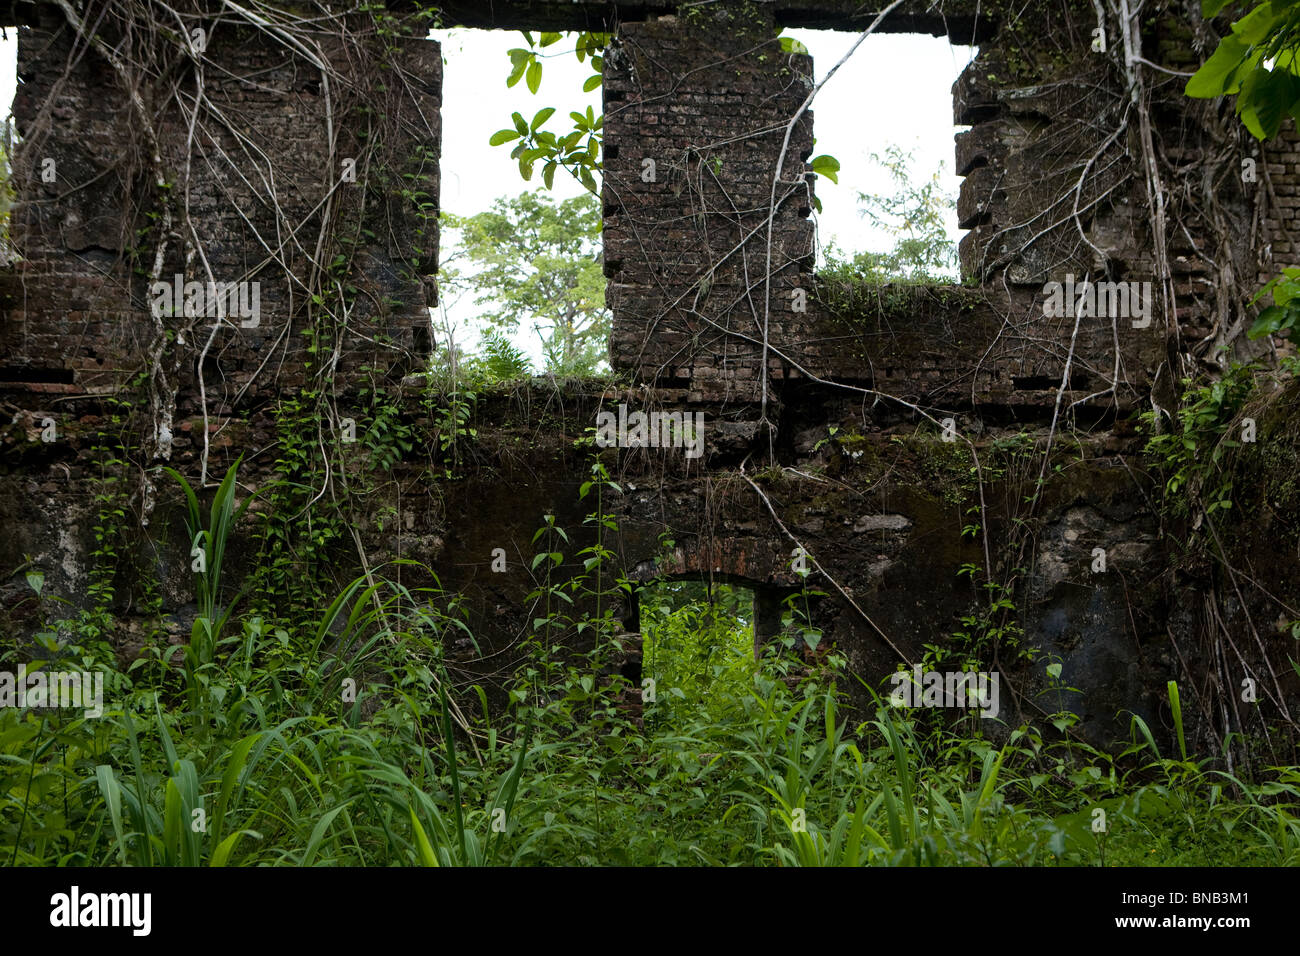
[1231,2,1282,45]
[506,50,529,88]
[1248,304,1291,337]
[1186,36,1252,97]
[210,830,256,867]
[95,766,128,865]
[531,107,555,131]
[810,154,841,183]
[1242,65,1300,137]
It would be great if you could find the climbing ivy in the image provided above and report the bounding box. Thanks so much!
[1141,362,1258,521]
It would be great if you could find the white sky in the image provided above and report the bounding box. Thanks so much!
[0,27,975,369]
[0,30,12,128]
[434,27,974,365]
[436,28,973,252]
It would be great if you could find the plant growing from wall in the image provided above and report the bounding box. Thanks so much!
[1140,361,1257,522]
[253,392,347,624]
[163,459,254,729]
[0,123,15,265]
[489,24,837,200]
[78,404,131,645]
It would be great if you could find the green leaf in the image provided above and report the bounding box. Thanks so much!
[1241,66,1300,138]
[512,111,528,136]
[530,107,556,131]
[489,128,521,146]
[526,60,542,95]
[210,830,254,867]
[1248,303,1293,338]
[409,805,440,866]
[1230,2,1282,45]
[810,154,841,183]
[1278,277,1300,307]
[301,803,352,866]
[1186,36,1252,98]
[583,73,602,93]
[94,766,128,864]
[506,50,529,88]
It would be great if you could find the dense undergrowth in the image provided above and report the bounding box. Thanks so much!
[3,460,1300,867]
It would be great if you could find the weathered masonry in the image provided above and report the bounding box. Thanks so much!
[2,0,1298,755]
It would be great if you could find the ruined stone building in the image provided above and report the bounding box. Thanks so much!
[2,0,1298,755]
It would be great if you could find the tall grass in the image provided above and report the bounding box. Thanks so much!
[3,463,1299,866]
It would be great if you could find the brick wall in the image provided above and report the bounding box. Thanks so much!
[602,8,815,403]
[0,6,438,415]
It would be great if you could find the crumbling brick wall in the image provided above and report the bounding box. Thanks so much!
[602,7,816,403]
[601,2,1174,415]
[1,4,438,413]
[1,0,1297,752]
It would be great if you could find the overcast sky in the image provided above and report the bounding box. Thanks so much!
[435,27,973,363]
[0,30,12,129]
[0,27,975,367]
[435,28,973,250]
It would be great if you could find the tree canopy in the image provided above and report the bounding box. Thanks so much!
[442,190,609,377]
